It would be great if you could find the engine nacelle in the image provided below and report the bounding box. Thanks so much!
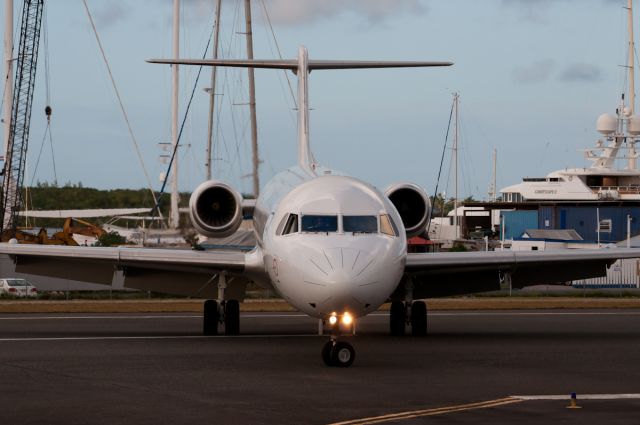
[189,180,243,238]
[384,182,431,238]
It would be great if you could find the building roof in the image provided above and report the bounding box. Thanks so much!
[521,229,584,241]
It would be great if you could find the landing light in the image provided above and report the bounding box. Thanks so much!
[342,312,353,326]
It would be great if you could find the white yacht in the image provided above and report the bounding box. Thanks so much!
[501,108,640,202]
[502,0,640,203]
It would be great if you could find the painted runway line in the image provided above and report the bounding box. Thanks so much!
[0,334,320,342]
[0,313,310,320]
[327,397,523,425]
[328,394,640,425]
[1,310,640,322]
[513,394,640,400]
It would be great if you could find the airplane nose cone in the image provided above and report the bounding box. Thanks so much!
[310,247,375,284]
[307,247,402,315]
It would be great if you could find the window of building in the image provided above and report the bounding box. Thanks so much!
[598,219,612,233]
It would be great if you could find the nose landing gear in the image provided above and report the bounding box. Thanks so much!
[321,313,356,367]
[322,339,355,367]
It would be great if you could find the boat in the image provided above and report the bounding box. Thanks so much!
[501,0,640,203]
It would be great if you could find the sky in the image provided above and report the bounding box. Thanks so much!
[0,0,636,201]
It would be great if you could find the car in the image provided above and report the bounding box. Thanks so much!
[0,278,38,297]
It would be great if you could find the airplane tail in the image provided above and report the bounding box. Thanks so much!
[148,47,453,176]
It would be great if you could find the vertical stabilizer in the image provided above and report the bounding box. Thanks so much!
[296,47,316,176]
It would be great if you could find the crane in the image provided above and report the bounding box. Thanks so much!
[1,0,45,238]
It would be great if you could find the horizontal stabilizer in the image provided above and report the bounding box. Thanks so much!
[146,58,453,70]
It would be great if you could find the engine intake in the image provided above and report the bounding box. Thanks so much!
[189,181,243,238]
[385,182,431,238]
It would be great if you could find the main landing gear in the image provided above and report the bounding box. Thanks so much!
[390,300,427,336]
[202,273,240,336]
[321,312,356,367]
[203,299,241,336]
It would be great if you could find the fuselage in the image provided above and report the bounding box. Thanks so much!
[252,166,407,319]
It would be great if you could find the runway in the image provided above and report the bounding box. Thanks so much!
[1,310,640,424]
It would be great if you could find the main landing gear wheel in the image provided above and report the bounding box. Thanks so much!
[322,341,355,367]
[390,300,405,336]
[225,299,240,335]
[322,341,333,366]
[203,299,218,336]
[411,300,427,336]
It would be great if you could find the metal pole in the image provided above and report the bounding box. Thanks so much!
[205,0,222,181]
[597,207,601,247]
[500,214,505,251]
[244,0,260,197]
[170,0,180,229]
[3,0,13,161]
[492,148,497,201]
[627,214,632,248]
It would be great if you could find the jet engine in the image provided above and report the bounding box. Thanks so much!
[189,181,243,238]
[384,182,431,238]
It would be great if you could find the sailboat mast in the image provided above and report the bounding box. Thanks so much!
[3,0,12,160]
[205,0,222,181]
[244,0,260,197]
[453,93,459,239]
[629,0,635,114]
[627,0,638,171]
[170,0,180,229]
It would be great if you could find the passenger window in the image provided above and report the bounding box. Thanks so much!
[344,216,377,233]
[380,214,398,236]
[301,215,338,232]
[282,214,299,235]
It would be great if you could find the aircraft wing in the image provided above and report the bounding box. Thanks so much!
[0,244,250,299]
[402,248,640,298]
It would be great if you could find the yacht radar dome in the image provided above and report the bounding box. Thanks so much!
[597,113,617,135]
[629,115,640,135]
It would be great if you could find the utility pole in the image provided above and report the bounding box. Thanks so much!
[205,0,222,181]
[244,0,260,197]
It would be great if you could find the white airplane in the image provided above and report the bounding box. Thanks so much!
[2,46,640,368]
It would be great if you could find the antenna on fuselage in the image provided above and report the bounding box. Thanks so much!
[148,47,453,176]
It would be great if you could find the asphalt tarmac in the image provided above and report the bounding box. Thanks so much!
[1,309,640,424]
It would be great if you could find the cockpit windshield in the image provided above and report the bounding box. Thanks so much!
[343,216,377,233]
[301,215,338,232]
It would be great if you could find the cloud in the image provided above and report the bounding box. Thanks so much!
[500,0,571,22]
[92,3,128,28]
[259,0,427,26]
[558,63,603,82]
[501,0,618,22]
[512,59,556,84]
[88,0,426,29]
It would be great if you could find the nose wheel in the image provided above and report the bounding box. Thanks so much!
[322,339,355,367]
